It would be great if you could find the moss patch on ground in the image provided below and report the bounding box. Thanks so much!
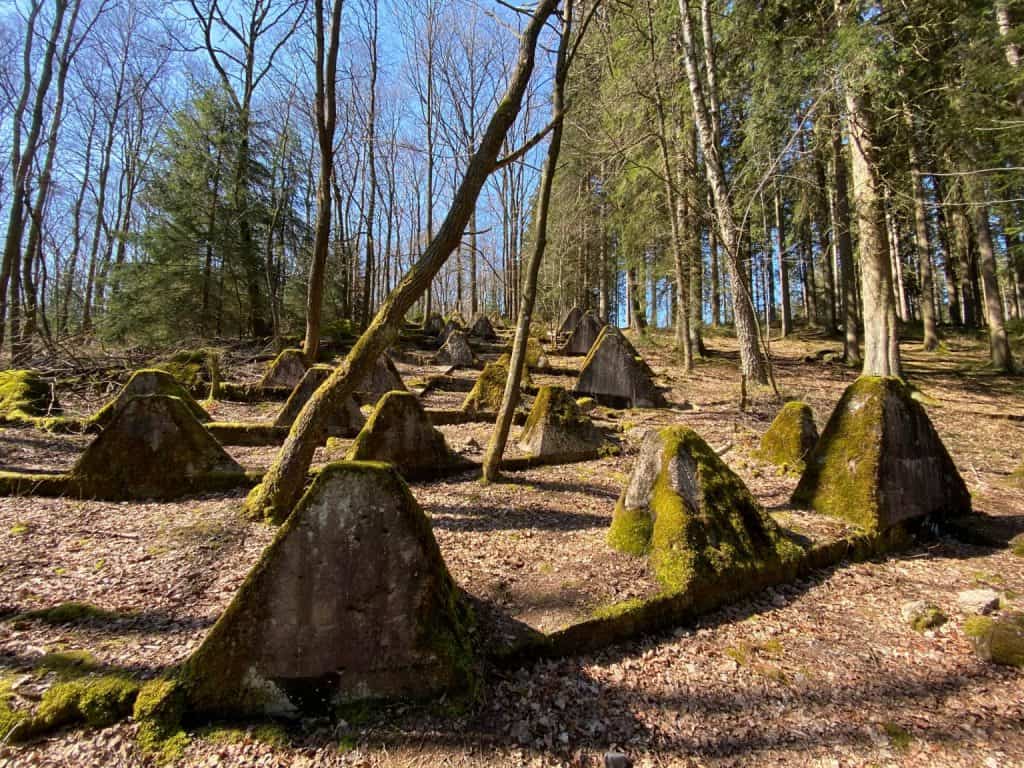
[0,369,61,425]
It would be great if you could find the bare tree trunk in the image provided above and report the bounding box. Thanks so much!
[905,114,939,350]
[829,111,861,365]
[967,178,1014,371]
[774,184,791,337]
[303,0,345,361]
[676,0,766,383]
[482,0,571,482]
[838,59,901,377]
[243,0,559,523]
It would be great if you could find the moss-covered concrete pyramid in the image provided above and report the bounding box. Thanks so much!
[0,369,60,424]
[423,312,444,336]
[90,369,209,430]
[461,355,531,414]
[575,326,666,408]
[505,337,548,369]
[347,391,470,479]
[259,348,309,389]
[178,462,475,717]
[757,401,818,471]
[273,365,365,438]
[71,395,244,500]
[791,376,971,531]
[561,310,603,355]
[434,330,478,367]
[609,426,799,594]
[469,314,496,340]
[354,354,406,404]
[519,386,605,458]
[558,306,583,337]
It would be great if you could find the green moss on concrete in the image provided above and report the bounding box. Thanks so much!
[910,606,947,632]
[590,597,646,621]
[1010,534,1024,558]
[134,677,190,762]
[964,612,1024,667]
[31,674,139,732]
[88,369,210,429]
[462,358,512,414]
[618,427,801,595]
[521,385,587,436]
[607,499,654,555]
[757,401,818,472]
[0,369,60,424]
[152,349,221,398]
[0,674,28,741]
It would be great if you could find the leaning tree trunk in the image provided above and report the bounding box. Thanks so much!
[243,0,559,523]
[482,0,571,482]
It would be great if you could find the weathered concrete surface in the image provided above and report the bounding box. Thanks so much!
[90,369,209,429]
[259,348,309,390]
[518,386,606,458]
[791,376,971,532]
[181,462,476,717]
[423,313,444,336]
[558,306,583,337]
[434,330,478,367]
[348,391,471,478]
[354,354,406,404]
[461,356,531,415]
[608,426,799,594]
[560,311,603,356]
[273,365,366,438]
[72,395,244,500]
[757,401,818,470]
[469,314,497,341]
[574,326,666,408]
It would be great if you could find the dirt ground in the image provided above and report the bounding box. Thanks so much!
[1,327,1023,767]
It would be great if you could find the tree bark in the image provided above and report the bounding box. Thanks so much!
[243,0,559,522]
[774,184,791,337]
[905,113,939,350]
[829,110,862,365]
[967,178,1014,371]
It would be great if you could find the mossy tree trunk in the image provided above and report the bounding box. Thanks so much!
[482,0,572,483]
[244,0,560,522]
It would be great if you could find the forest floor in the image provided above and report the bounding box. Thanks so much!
[1,325,1023,767]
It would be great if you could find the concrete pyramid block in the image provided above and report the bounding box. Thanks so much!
[504,337,548,369]
[433,330,478,367]
[560,311,603,356]
[461,355,530,414]
[0,369,60,423]
[354,354,406,404]
[273,365,365,438]
[72,395,243,500]
[348,391,470,479]
[469,314,497,341]
[90,369,209,429]
[259,348,309,390]
[423,313,444,336]
[791,376,971,531]
[757,401,818,470]
[574,326,666,408]
[608,426,800,593]
[558,306,583,337]
[518,386,606,458]
[179,461,475,717]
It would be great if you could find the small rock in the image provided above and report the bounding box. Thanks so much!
[605,752,633,768]
[900,600,947,632]
[965,612,1024,667]
[771,594,788,608]
[957,588,1001,615]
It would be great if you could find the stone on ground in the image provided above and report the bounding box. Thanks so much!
[259,348,309,389]
[347,391,468,478]
[354,354,406,404]
[957,588,1001,615]
[574,326,666,408]
[469,314,496,341]
[964,612,1024,667]
[608,426,800,594]
[558,306,583,337]
[561,310,603,356]
[90,369,209,429]
[518,386,605,458]
[179,461,475,717]
[900,601,947,632]
[434,330,478,367]
[0,369,60,423]
[71,395,243,500]
[461,355,530,414]
[758,401,818,470]
[274,365,365,438]
[791,376,971,532]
